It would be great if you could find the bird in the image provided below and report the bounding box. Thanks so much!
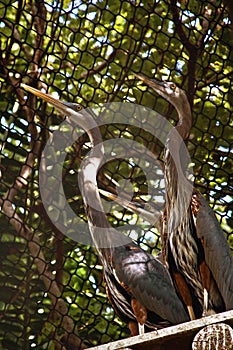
[134,73,233,320]
[21,83,189,336]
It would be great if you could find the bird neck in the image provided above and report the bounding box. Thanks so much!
[80,129,110,225]
[164,123,193,229]
[175,104,192,141]
[164,99,192,198]
[80,125,131,254]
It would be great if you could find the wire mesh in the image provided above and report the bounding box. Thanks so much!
[0,0,232,349]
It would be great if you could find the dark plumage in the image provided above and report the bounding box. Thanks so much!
[22,83,189,335]
[105,243,189,333]
[134,73,233,319]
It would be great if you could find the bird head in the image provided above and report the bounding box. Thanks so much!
[21,83,83,115]
[134,73,192,139]
[134,73,189,112]
[21,84,100,137]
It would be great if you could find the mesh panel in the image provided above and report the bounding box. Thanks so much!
[0,1,232,349]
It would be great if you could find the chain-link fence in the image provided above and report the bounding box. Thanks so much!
[0,1,232,349]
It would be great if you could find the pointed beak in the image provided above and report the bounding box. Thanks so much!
[21,83,100,135]
[21,83,71,115]
[133,73,165,93]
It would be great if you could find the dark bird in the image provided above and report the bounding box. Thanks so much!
[22,83,189,335]
[134,73,233,320]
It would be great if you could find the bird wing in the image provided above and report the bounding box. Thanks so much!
[104,270,135,323]
[112,244,189,324]
[194,192,233,310]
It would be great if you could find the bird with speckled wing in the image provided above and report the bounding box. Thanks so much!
[134,73,233,321]
[22,83,189,336]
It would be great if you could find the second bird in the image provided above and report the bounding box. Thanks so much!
[135,73,233,320]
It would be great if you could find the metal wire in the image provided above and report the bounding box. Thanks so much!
[0,0,232,349]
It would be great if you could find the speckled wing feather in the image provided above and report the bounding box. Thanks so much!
[195,192,233,310]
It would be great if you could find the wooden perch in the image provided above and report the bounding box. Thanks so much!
[88,310,233,350]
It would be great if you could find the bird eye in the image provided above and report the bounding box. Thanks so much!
[74,104,82,111]
[170,83,176,90]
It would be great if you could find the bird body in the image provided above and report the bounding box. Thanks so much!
[134,73,233,319]
[104,242,189,334]
[22,83,189,335]
[110,242,189,323]
[194,191,233,311]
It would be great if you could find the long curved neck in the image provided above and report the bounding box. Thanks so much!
[81,126,110,226]
[78,111,130,254]
[165,90,192,192]
[172,98,192,142]
[164,98,193,234]
[79,119,112,226]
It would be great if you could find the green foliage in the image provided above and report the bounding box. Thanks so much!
[0,0,232,349]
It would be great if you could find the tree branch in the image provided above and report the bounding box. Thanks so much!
[0,82,86,349]
[0,197,86,349]
[169,0,195,53]
[222,0,233,34]
[169,0,197,107]
[80,48,118,79]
